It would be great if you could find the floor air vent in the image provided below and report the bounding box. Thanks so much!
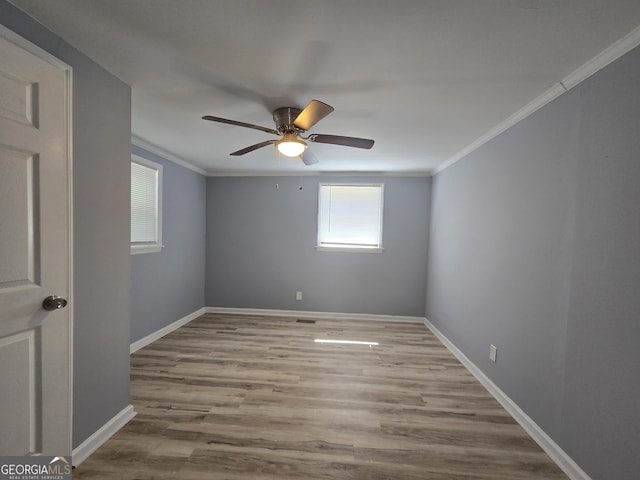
[296,319,316,324]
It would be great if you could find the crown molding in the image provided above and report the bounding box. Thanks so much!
[207,170,432,178]
[433,83,566,175]
[562,23,640,90]
[131,134,208,176]
[129,138,430,178]
[434,24,640,176]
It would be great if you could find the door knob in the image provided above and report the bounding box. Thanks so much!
[42,295,68,311]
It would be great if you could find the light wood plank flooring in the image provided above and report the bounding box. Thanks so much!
[74,313,568,479]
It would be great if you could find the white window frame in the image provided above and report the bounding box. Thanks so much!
[316,183,384,253]
[130,154,163,254]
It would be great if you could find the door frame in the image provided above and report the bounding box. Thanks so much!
[0,23,74,452]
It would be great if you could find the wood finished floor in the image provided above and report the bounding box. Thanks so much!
[74,313,568,479]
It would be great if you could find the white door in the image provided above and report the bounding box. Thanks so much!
[0,28,71,456]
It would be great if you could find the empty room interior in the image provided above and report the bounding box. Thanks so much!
[1,1,640,479]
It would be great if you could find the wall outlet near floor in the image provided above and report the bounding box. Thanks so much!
[489,344,498,363]
[296,291,303,301]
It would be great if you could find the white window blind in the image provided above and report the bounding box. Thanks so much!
[317,183,384,251]
[131,157,162,253]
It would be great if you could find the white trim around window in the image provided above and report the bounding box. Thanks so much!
[130,154,163,254]
[316,183,384,253]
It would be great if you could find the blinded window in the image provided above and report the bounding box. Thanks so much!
[131,157,162,253]
[317,184,383,251]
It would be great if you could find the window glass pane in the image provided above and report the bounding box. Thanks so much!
[318,184,383,249]
[131,162,158,244]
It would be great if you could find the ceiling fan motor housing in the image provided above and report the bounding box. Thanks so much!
[273,107,302,133]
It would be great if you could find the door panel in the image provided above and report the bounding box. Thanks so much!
[0,148,39,289]
[0,69,38,127]
[0,29,71,456]
[0,330,36,454]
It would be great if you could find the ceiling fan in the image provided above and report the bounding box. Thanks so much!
[202,99,374,165]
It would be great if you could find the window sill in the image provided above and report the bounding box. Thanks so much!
[315,245,384,253]
[131,245,163,255]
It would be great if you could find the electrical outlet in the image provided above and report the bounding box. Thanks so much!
[296,291,302,301]
[489,344,498,363]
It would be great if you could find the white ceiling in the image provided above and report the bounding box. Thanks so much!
[9,0,640,175]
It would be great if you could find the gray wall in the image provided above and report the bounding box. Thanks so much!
[206,176,430,317]
[562,46,640,480]
[1,1,132,450]
[426,45,640,479]
[7,2,639,476]
[130,145,206,343]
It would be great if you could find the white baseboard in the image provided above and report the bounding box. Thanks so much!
[130,307,206,354]
[423,318,591,480]
[72,404,136,466]
[205,306,426,324]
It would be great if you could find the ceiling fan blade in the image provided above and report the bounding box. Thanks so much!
[202,115,278,135]
[300,149,319,166]
[293,99,334,131]
[230,140,277,156]
[309,134,375,149]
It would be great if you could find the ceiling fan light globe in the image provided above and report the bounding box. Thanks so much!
[276,137,307,157]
